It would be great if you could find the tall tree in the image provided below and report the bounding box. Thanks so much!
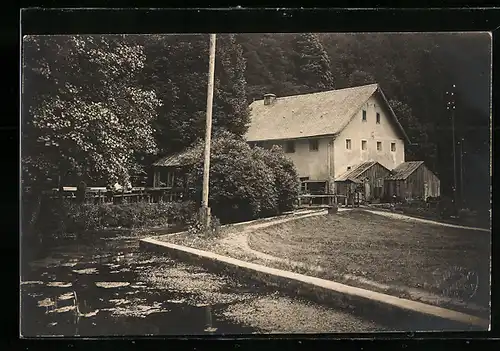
[142,34,250,155]
[291,33,335,91]
[236,33,489,203]
[22,35,161,189]
[347,70,376,87]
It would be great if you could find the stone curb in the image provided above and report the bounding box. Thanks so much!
[220,208,327,229]
[139,237,489,330]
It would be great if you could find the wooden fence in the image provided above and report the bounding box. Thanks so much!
[45,187,190,205]
[298,194,349,207]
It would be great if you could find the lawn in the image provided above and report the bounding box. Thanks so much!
[247,210,490,312]
[159,209,490,316]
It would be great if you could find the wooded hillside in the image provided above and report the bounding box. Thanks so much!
[22,33,490,210]
[236,33,490,210]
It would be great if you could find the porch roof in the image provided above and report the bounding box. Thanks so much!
[153,149,194,168]
[336,161,380,182]
[385,161,425,181]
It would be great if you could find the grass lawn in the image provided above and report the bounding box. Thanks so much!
[159,209,490,316]
[247,210,490,312]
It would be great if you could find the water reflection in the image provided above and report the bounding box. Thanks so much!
[21,235,258,337]
[21,233,396,336]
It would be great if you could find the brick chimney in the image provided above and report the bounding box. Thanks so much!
[263,93,276,106]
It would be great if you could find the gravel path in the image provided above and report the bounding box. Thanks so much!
[218,209,352,273]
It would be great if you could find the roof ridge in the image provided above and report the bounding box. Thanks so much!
[250,83,379,102]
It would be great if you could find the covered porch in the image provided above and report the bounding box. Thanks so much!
[152,150,194,202]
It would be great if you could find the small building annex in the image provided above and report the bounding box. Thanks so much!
[384,161,441,200]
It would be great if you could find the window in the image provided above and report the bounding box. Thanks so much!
[376,112,381,124]
[285,141,295,153]
[362,110,367,122]
[346,139,352,150]
[377,141,382,151]
[361,140,367,150]
[309,139,319,151]
[391,142,396,152]
[347,166,351,171]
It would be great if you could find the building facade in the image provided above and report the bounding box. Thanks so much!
[246,84,410,197]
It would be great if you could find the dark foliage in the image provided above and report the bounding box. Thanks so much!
[251,146,300,213]
[140,34,250,156]
[181,131,299,224]
[237,33,490,211]
[32,198,197,236]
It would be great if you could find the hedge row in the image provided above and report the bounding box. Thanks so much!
[36,199,197,235]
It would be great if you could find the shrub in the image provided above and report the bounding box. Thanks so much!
[181,130,282,223]
[252,145,300,213]
[187,213,221,237]
[437,196,457,218]
[457,208,475,219]
[35,198,196,235]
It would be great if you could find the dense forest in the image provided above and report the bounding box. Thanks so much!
[22,33,490,211]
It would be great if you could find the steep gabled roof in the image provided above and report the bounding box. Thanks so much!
[245,83,410,143]
[385,161,425,181]
[336,161,389,182]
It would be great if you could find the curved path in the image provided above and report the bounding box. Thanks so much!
[215,207,489,318]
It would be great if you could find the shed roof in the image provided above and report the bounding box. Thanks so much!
[385,161,425,181]
[152,150,194,168]
[336,161,388,182]
[245,83,410,143]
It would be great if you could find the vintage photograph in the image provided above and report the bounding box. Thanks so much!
[20,32,491,336]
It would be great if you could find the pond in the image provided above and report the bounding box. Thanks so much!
[20,232,403,336]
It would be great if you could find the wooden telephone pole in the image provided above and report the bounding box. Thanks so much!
[446,84,458,208]
[201,34,216,230]
[458,138,464,207]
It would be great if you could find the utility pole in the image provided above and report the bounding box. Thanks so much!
[201,34,216,230]
[459,138,464,208]
[446,84,458,208]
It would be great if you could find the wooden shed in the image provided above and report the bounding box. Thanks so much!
[335,161,391,202]
[384,161,440,201]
